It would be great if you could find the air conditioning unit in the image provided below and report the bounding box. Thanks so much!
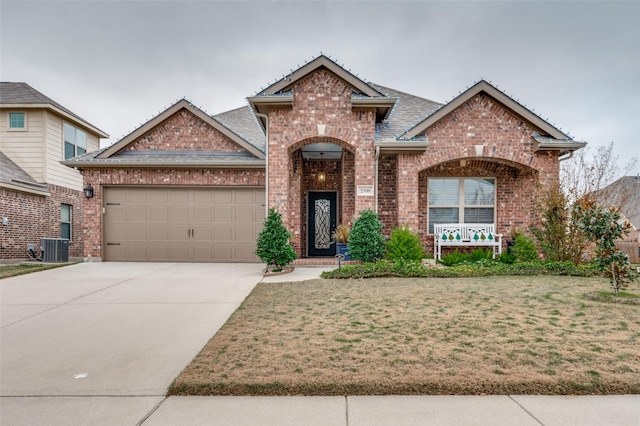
[40,238,69,263]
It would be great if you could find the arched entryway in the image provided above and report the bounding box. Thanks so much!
[288,138,355,258]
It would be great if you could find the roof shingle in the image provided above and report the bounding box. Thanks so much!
[0,151,49,194]
[0,82,107,136]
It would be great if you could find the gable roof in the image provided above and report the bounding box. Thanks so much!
[0,151,50,196]
[247,55,397,130]
[592,175,640,229]
[256,55,384,98]
[0,82,108,138]
[213,106,265,153]
[62,56,587,170]
[399,80,585,154]
[63,99,265,169]
[373,85,442,140]
[98,99,265,160]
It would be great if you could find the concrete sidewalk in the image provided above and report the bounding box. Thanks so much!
[144,394,640,426]
[3,394,638,425]
[1,263,638,425]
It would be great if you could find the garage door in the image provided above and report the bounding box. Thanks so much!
[103,187,265,262]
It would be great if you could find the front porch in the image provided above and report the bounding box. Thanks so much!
[288,140,356,259]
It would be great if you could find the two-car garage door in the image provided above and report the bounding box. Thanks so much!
[103,187,265,262]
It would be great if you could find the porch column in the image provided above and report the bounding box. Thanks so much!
[354,141,376,216]
[396,154,420,231]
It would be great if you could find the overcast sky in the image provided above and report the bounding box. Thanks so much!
[2,0,638,174]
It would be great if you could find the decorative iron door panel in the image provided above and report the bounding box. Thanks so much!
[308,191,337,257]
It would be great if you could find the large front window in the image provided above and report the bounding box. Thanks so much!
[428,177,495,233]
[64,123,87,159]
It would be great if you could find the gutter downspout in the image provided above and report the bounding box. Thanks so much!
[255,113,269,215]
[375,145,380,213]
[559,151,574,162]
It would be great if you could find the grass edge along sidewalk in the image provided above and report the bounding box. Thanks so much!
[169,275,640,396]
[0,262,73,279]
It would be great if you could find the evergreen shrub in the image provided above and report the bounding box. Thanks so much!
[512,234,539,262]
[256,208,297,272]
[386,226,425,262]
[348,210,386,262]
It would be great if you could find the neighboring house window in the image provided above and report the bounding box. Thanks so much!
[428,177,495,233]
[9,112,26,129]
[61,204,72,240]
[63,122,87,159]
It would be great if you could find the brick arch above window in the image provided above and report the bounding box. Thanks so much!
[419,158,538,179]
[287,136,356,156]
[414,141,555,173]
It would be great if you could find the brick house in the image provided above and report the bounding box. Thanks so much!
[63,55,586,262]
[0,83,108,261]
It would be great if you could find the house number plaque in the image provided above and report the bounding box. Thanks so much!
[357,185,374,196]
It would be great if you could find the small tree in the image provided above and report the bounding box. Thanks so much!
[348,210,385,263]
[386,226,425,262]
[256,208,297,272]
[529,142,637,266]
[575,202,639,294]
[530,184,589,264]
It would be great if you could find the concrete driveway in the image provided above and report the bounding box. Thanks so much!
[2,263,639,425]
[1,262,264,425]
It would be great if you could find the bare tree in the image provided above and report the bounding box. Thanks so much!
[561,142,637,207]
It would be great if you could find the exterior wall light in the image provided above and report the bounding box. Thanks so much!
[84,183,94,199]
[317,152,325,182]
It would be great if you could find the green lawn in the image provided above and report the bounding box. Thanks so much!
[0,263,71,279]
[169,275,640,396]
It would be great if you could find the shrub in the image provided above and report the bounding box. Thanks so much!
[530,185,589,264]
[469,248,494,262]
[575,202,639,294]
[385,226,425,262]
[440,249,469,266]
[255,208,297,272]
[320,259,599,279]
[348,210,386,263]
[512,234,539,262]
[391,258,427,276]
[498,251,516,264]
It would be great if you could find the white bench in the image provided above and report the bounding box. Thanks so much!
[434,223,503,261]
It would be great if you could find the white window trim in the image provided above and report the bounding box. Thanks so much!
[61,204,72,241]
[427,177,497,234]
[7,111,27,131]
[63,121,87,159]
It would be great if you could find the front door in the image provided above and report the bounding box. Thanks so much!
[308,191,337,256]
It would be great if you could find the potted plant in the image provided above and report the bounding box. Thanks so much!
[333,224,351,260]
